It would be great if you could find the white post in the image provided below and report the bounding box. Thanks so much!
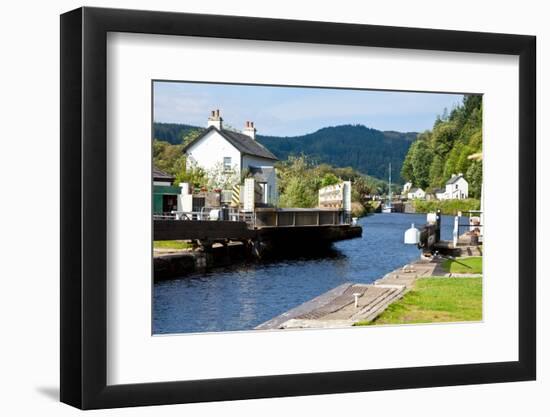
[453,215,459,248]
[343,181,352,212]
[243,178,255,212]
[178,182,193,214]
[353,293,361,309]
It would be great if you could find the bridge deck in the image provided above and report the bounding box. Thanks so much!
[154,219,362,243]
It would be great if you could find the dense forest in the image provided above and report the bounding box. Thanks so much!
[258,125,416,182]
[153,123,417,182]
[153,123,200,144]
[400,95,483,198]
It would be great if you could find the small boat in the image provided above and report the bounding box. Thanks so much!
[382,163,395,213]
[382,203,394,214]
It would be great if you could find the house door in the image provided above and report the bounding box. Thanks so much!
[162,195,178,213]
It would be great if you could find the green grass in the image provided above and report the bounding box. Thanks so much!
[356,277,482,326]
[442,257,482,274]
[153,240,192,250]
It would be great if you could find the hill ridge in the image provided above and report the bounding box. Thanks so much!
[153,122,417,182]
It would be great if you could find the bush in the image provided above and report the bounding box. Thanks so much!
[412,198,480,215]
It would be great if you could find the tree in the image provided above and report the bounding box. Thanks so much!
[401,94,482,196]
[456,145,472,177]
[410,140,433,189]
[278,176,318,208]
[181,129,201,147]
[153,139,184,175]
[351,176,372,204]
[320,173,340,188]
[173,157,207,188]
[400,147,414,183]
[466,161,482,198]
[205,161,240,190]
[428,155,444,189]
[443,143,462,181]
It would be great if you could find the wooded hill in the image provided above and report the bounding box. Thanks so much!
[153,122,417,182]
[400,95,483,198]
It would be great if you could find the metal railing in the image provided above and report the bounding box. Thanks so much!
[154,208,353,229]
[158,207,256,226]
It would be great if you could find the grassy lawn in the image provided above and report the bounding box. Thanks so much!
[356,277,482,326]
[442,256,482,274]
[153,240,192,250]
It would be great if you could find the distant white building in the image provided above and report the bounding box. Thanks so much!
[438,173,469,200]
[407,187,426,200]
[402,181,412,195]
[434,188,446,200]
[182,110,279,205]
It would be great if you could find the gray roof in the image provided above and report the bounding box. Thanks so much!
[183,126,278,161]
[249,166,275,182]
[446,174,465,185]
[153,166,174,182]
[434,188,445,193]
[409,187,422,193]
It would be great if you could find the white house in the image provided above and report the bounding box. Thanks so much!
[407,187,426,200]
[182,110,279,205]
[439,173,469,200]
[402,181,412,195]
[434,188,446,200]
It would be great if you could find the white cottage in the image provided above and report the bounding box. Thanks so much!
[440,173,469,200]
[407,187,426,200]
[182,110,279,205]
[402,181,412,195]
[434,188,446,200]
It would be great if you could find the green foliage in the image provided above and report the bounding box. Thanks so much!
[154,123,417,183]
[153,139,185,176]
[401,95,483,192]
[466,161,483,198]
[410,140,433,189]
[260,125,417,183]
[412,198,480,215]
[154,123,203,144]
[321,173,340,188]
[277,156,321,208]
[153,138,208,188]
[428,155,445,188]
[174,158,207,188]
[276,155,376,210]
[181,129,202,147]
[278,176,320,208]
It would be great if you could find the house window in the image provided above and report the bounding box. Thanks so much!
[223,157,232,171]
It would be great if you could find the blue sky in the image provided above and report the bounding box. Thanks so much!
[153,81,464,136]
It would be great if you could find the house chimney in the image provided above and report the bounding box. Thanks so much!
[243,120,256,140]
[207,109,223,130]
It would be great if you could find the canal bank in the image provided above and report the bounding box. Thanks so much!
[256,251,482,330]
[154,242,252,280]
[153,213,460,334]
[154,222,362,280]
[255,256,440,329]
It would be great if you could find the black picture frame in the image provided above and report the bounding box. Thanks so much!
[60,6,536,410]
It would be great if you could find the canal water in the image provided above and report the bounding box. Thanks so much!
[153,212,457,334]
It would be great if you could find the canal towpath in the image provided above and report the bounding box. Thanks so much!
[255,254,477,330]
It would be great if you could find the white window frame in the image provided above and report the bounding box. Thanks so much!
[223,157,232,172]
